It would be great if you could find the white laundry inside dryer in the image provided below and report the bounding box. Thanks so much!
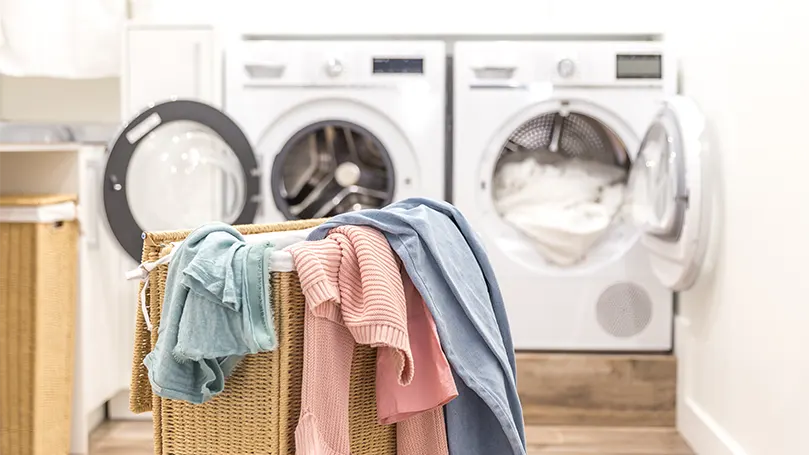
[494,154,628,266]
[490,111,631,267]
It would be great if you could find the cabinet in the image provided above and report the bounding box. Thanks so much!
[77,148,143,428]
[122,24,220,119]
[0,146,130,454]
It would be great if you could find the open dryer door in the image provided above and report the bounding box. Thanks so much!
[104,100,260,262]
[628,96,711,291]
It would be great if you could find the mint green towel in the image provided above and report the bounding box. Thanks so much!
[144,222,276,404]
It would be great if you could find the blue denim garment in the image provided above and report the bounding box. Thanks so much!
[309,198,526,455]
[144,222,276,404]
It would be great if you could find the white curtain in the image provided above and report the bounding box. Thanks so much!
[0,0,126,78]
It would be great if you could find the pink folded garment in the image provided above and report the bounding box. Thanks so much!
[376,272,458,424]
[290,225,453,455]
[290,226,413,455]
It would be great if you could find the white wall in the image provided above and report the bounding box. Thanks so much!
[130,0,665,36]
[1,0,662,122]
[670,1,809,454]
[0,0,663,124]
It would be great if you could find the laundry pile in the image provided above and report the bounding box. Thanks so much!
[138,198,527,455]
[493,154,628,266]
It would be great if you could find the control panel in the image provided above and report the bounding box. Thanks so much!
[228,41,440,88]
[616,54,662,79]
[457,41,670,89]
[372,58,424,74]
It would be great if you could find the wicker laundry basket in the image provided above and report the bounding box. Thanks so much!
[130,220,397,455]
[0,194,79,455]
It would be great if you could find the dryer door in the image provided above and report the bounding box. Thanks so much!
[628,96,711,291]
[104,100,260,262]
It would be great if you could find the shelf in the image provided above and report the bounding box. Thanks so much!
[0,143,84,153]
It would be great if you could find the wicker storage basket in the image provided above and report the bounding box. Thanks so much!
[130,220,396,455]
[0,194,79,455]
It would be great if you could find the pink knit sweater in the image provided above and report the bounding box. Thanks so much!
[288,226,449,455]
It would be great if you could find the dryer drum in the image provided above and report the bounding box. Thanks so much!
[500,112,629,168]
[492,111,632,267]
[271,120,396,220]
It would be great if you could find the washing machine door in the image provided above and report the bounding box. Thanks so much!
[628,96,711,291]
[104,100,260,262]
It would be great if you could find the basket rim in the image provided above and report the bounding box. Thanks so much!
[0,194,77,206]
[142,219,328,247]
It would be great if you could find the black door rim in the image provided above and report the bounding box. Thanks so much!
[103,99,259,263]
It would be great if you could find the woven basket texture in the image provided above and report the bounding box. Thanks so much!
[0,195,79,455]
[130,220,396,454]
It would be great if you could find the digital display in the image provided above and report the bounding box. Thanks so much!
[373,58,424,74]
[616,54,662,79]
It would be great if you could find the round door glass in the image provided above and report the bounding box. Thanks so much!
[628,120,683,239]
[104,100,259,263]
[127,121,247,231]
[271,120,396,219]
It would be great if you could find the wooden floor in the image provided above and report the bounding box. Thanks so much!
[88,353,684,453]
[517,353,678,427]
[89,420,694,455]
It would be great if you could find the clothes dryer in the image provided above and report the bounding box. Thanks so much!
[453,41,712,350]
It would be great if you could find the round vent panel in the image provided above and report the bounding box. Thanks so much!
[596,283,653,338]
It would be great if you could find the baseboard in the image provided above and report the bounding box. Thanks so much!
[69,403,106,455]
[108,389,152,421]
[675,316,747,455]
[678,398,748,455]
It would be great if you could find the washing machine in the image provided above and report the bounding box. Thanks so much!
[103,39,446,265]
[225,40,446,224]
[98,34,444,424]
[453,41,712,351]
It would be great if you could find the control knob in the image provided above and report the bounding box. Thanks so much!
[325,58,343,77]
[557,58,576,78]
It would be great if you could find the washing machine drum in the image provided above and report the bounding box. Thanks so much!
[271,121,396,220]
[492,111,631,267]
